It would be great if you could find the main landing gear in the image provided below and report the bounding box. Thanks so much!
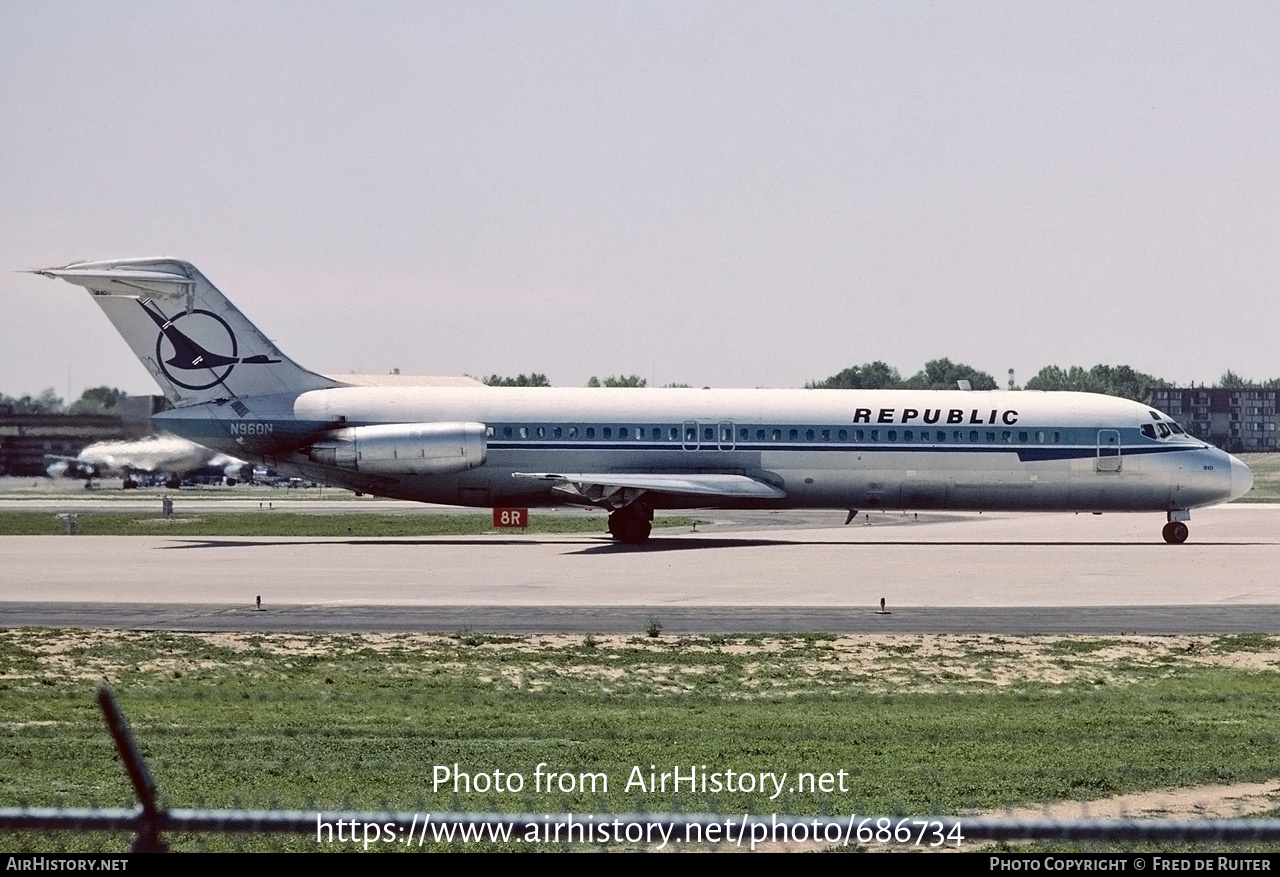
[608,503,653,544]
[1162,510,1190,544]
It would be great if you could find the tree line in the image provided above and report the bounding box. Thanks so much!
[483,374,654,388]
[8,364,1280,415]
[806,361,1172,402]
[484,361,1280,404]
[0,386,129,416]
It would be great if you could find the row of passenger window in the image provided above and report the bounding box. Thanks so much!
[487,424,1066,444]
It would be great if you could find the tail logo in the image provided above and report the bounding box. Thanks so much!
[139,300,280,391]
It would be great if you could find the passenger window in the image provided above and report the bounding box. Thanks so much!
[789,429,799,441]
[486,426,495,437]
[669,427,679,441]
[772,429,782,441]
[986,431,996,443]
[519,427,529,438]
[838,429,848,441]
[756,429,766,440]
[1003,431,1012,442]
[1035,431,1044,443]
[855,429,864,441]
[503,426,513,438]
[536,426,545,438]
[704,427,714,441]
[1052,431,1060,443]
[552,426,562,438]
[953,430,962,442]
[604,427,613,439]
[685,427,697,442]
[937,431,945,442]
[904,430,913,441]
[821,429,830,441]
[1018,431,1028,443]
[740,428,749,440]
[969,430,978,442]
[887,429,897,441]
[569,426,578,439]
[586,427,595,439]
[871,430,879,442]
[806,429,815,441]
[618,427,628,439]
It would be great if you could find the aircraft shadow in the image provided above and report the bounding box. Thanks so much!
[157,537,1267,553]
[158,538,553,550]
[570,538,1269,554]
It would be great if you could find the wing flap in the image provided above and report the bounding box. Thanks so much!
[513,472,785,499]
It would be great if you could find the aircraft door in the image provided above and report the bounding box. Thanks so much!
[718,421,736,451]
[682,421,700,451]
[1096,429,1122,472]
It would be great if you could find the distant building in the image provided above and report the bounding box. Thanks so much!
[1148,387,1278,453]
[0,396,165,476]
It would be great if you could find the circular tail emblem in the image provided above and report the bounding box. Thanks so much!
[139,300,279,391]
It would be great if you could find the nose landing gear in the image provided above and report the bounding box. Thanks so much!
[1162,509,1190,544]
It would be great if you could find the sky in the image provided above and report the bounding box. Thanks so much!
[3,2,1279,400]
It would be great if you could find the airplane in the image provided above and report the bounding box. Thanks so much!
[45,434,249,488]
[32,258,1252,544]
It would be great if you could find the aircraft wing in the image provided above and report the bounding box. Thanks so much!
[512,472,786,500]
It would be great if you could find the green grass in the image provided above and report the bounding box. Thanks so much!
[1234,453,1280,502]
[1047,638,1125,654]
[1210,633,1278,654]
[2,631,1280,851]
[0,512,694,537]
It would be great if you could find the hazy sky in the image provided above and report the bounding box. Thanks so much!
[3,2,1278,399]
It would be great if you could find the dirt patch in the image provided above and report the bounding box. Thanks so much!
[980,779,1280,821]
[739,780,1280,853]
[7,630,1280,693]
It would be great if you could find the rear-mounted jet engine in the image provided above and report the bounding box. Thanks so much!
[308,422,487,475]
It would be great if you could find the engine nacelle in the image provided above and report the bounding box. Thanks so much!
[308,422,487,475]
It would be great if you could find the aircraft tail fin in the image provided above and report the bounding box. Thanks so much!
[34,258,340,406]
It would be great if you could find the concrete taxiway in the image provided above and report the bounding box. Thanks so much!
[1,504,1278,633]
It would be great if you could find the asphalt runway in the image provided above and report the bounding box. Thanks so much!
[2,503,1278,634]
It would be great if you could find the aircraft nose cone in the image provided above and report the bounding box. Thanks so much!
[1229,455,1254,502]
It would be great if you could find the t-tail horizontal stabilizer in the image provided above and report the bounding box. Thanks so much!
[34,259,339,406]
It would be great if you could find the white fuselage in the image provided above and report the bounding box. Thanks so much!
[155,386,1251,513]
[39,257,1251,543]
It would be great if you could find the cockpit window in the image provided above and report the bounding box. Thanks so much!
[1157,423,1171,438]
[1168,421,1186,435]
[1141,424,1157,439]
[1149,411,1163,421]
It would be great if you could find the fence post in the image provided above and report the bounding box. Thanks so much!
[96,686,168,853]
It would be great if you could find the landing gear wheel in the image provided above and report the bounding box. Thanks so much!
[1162,521,1189,544]
[608,506,653,544]
[617,518,652,543]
